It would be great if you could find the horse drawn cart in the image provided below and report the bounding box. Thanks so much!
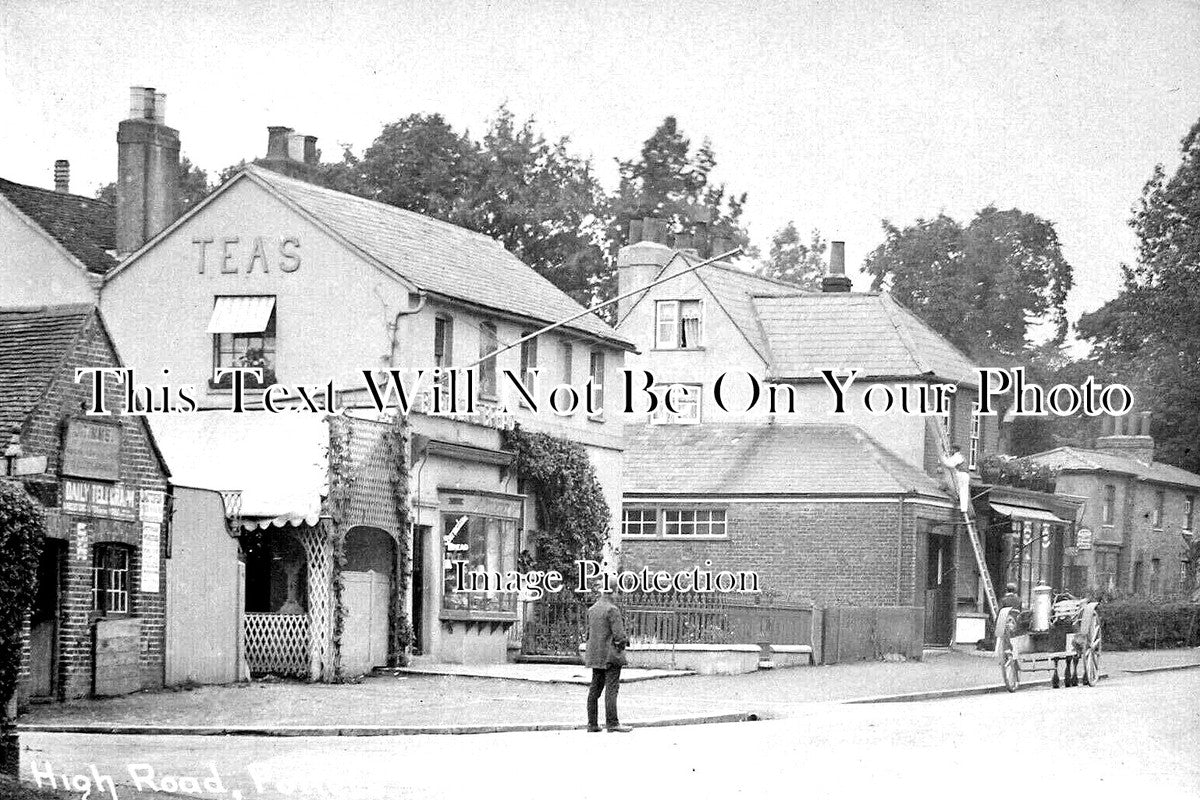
[995,587,1102,692]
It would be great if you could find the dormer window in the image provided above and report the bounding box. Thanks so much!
[655,300,704,349]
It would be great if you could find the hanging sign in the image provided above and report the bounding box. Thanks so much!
[1076,528,1093,551]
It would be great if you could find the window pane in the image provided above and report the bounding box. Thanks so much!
[479,323,498,397]
[655,301,678,348]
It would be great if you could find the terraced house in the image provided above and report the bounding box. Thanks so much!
[613,223,1080,650]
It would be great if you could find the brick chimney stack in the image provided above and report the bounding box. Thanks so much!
[822,241,852,292]
[53,160,70,193]
[616,216,675,323]
[116,86,180,254]
[1095,411,1155,463]
[260,126,320,180]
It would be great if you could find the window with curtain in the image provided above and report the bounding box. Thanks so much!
[654,300,704,349]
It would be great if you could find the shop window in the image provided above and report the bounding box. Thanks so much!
[442,512,518,615]
[210,296,277,388]
[1153,491,1165,529]
[649,383,701,425]
[1185,495,1195,531]
[519,333,538,399]
[663,508,727,537]
[92,544,131,614]
[1102,484,1116,525]
[621,508,658,537]
[655,300,704,349]
[478,322,498,399]
[588,350,605,419]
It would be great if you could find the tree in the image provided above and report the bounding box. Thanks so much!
[864,206,1074,358]
[606,116,754,265]
[1078,118,1200,472]
[95,156,211,212]
[759,222,827,289]
[0,481,44,775]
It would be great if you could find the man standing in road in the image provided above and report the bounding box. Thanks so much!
[585,581,632,732]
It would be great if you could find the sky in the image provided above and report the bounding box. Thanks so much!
[3,0,1199,343]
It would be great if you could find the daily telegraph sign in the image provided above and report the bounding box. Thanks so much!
[62,480,138,521]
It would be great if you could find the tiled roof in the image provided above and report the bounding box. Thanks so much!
[245,166,631,349]
[624,422,945,496]
[0,305,94,436]
[0,178,117,274]
[690,261,800,361]
[751,292,981,385]
[1026,447,1200,490]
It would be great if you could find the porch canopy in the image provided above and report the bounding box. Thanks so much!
[148,410,328,528]
[989,502,1068,525]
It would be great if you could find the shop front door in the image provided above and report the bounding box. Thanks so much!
[341,570,389,676]
[29,540,63,697]
[924,533,954,646]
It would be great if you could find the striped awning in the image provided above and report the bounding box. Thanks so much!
[990,502,1067,525]
[206,296,276,333]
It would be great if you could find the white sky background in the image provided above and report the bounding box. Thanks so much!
[3,0,1199,341]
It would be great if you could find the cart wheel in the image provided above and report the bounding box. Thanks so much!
[1082,610,1101,687]
[996,608,1020,693]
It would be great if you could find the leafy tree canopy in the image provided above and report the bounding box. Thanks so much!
[864,206,1074,359]
[1077,117,1200,472]
[758,222,827,289]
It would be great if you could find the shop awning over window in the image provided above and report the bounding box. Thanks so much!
[206,296,275,334]
[990,502,1067,525]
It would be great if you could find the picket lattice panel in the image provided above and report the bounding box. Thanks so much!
[244,613,310,677]
[298,525,335,680]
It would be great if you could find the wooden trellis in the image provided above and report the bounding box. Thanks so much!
[243,613,310,676]
[299,523,335,681]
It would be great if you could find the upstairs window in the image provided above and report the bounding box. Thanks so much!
[649,383,701,425]
[663,508,727,537]
[434,316,454,402]
[478,322,498,399]
[1103,484,1116,525]
[1185,495,1195,531]
[209,296,277,388]
[92,544,130,614]
[589,350,605,419]
[621,508,658,537]
[519,333,538,398]
[560,341,573,385]
[1154,490,1165,528]
[655,300,704,349]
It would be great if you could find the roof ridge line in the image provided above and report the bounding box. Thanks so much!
[878,294,934,377]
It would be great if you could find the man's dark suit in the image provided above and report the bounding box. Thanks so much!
[584,594,628,730]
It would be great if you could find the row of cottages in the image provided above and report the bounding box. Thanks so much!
[1,87,632,698]
[1,306,171,706]
[612,224,1082,647]
[1026,413,1200,600]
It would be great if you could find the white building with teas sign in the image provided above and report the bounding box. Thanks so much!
[1,305,170,706]
[91,89,632,675]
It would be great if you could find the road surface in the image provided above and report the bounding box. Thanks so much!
[18,670,1200,800]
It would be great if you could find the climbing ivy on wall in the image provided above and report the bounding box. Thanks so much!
[0,480,44,751]
[501,425,610,580]
[326,419,354,680]
[383,421,414,662]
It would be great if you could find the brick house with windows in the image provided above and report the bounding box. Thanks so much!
[614,224,1078,647]
[2,305,170,707]
[1025,412,1200,600]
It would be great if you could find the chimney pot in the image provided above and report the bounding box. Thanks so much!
[673,231,694,251]
[287,133,306,162]
[54,160,70,194]
[153,92,167,124]
[117,85,180,254]
[303,135,318,166]
[643,217,668,245]
[628,219,644,244]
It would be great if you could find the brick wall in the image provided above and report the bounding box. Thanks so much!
[17,312,169,703]
[620,499,927,608]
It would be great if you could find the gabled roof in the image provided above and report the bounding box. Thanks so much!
[242,166,631,349]
[0,178,117,274]
[624,422,945,497]
[0,304,95,437]
[751,292,981,385]
[690,261,800,362]
[1025,447,1200,491]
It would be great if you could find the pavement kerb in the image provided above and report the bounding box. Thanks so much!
[843,672,1110,704]
[1121,662,1200,675]
[16,711,762,737]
